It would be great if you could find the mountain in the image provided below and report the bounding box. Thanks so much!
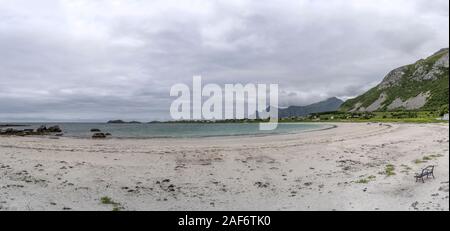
[340,48,449,112]
[277,97,344,118]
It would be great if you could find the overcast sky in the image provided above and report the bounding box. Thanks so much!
[0,0,448,122]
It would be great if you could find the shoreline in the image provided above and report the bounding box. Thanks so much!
[1,122,337,140]
[0,122,448,211]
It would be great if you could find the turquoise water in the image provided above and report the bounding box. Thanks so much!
[7,123,331,138]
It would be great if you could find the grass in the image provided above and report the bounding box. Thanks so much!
[356,175,376,184]
[400,164,412,174]
[422,156,432,161]
[356,178,369,184]
[100,196,123,211]
[429,154,444,158]
[278,110,448,124]
[414,154,444,164]
[112,206,122,212]
[100,196,114,204]
[383,164,396,176]
[400,164,412,170]
[414,159,427,164]
[169,109,449,124]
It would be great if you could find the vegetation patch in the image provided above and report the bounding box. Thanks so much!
[400,164,412,174]
[400,164,412,170]
[414,154,444,164]
[100,196,123,211]
[356,178,369,184]
[422,156,433,161]
[278,109,448,123]
[379,164,396,176]
[356,175,376,184]
[414,159,427,164]
[429,154,444,158]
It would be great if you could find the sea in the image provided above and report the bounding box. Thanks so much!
[2,123,332,139]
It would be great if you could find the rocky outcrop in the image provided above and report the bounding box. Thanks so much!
[387,92,430,110]
[36,125,62,133]
[349,102,363,112]
[412,51,449,81]
[90,129,111,138]
[0,125,63,137]
[378,66,408,90]
[433,48,450,67]
[48,126,62,133]
[365,93,388,112]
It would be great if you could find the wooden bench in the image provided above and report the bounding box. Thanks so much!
[415,165,435,183]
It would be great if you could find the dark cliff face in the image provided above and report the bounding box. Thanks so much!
[340,48,449,112]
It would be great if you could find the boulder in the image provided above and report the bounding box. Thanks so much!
[48,125,62,133]
[90,128,101,132]
[92,133,107,139]
[1,128,19,135]
[36,126,47,133]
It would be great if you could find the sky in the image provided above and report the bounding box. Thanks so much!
[0,0,448,122]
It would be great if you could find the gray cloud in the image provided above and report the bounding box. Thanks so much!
[0,0,448,121]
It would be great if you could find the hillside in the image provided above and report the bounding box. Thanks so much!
[340,48,449,112]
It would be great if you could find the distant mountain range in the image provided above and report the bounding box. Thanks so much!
[270,97,343,118]
[340,48,449,112]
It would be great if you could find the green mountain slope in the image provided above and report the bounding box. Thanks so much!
[340,48,449,112]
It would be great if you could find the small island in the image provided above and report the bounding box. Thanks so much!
[107,120,142,124]
[0,124,29,127]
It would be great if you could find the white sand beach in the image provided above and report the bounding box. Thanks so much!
[0,123,448,211]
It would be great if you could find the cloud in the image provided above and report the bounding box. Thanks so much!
[0,0,448,121]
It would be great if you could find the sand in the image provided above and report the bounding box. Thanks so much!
[0,123,448,211]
